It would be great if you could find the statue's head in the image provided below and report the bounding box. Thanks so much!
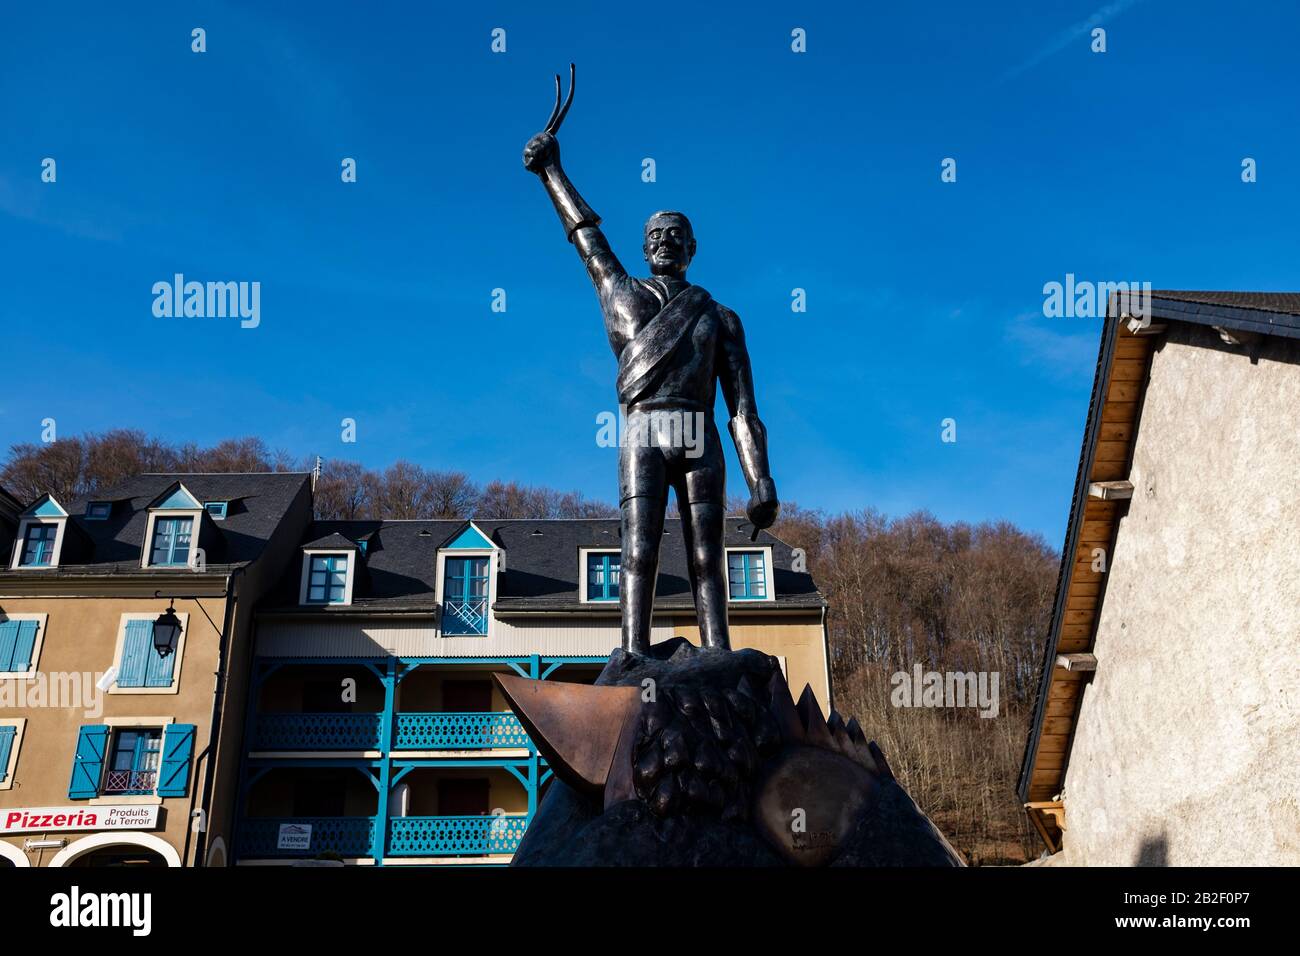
[643,211,696,278]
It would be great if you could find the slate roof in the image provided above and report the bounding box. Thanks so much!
[1148,290,1300,314]
[0,472,311,577]
[260,518,826,614]
[1111,289,1300,340]
[302,531,362,552]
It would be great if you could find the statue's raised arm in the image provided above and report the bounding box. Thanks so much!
[522,65,627,295]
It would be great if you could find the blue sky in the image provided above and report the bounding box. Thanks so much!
[3,1,1298,543]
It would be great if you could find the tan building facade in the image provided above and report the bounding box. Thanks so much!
[0,473,312,867]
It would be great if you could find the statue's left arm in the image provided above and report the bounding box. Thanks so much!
[717,305,779,531]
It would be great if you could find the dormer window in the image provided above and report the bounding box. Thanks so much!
[436,522,498,637]
[726,548,774,602]
[85,501,113,521]
[581,550,621,602]
[150,517,194,567]
[20,524,58,566]
[443,557,489,634]
[140,482,203,570]
[10,495,69,570]
[300,552,354,606]
[204,501,228,521]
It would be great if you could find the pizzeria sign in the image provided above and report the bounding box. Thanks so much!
[2,805,160,835]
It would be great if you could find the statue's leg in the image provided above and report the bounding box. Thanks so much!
[678,418,730,650]
[620,495,666,654]
[678,499,730,650]
[619,433,668,655]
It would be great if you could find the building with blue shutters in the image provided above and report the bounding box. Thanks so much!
[0,473,314,868]
[0,473,828,868]
[234,517,829,866]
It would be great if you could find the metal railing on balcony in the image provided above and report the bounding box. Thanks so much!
[251,711,532,752]
[101,770,157,795]
[236,817,375,859]
[442,598,489,635]
[235,814,529,860]
[387,814,530,856]
[393,712,530,750]
[251,713,383,751]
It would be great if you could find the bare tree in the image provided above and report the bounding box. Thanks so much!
[375,461,435,519]
[181,437,273,473]
[313,459,375,520]
[425,470,479,518]
[1,436,87,502]
[550,491,618,518]
[84,430,178,489]
[818,509,1056,864]
[475,480,552,518]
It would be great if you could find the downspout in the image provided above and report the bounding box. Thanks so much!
[188,564,246,867]
[820,603,833,714]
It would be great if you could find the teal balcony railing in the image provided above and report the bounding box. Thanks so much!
[235,815,530,859]
[387,814,530,856]
[251,712,533,752]
[252,713,383,751]
[393,712,530,750]
[236,817,375,858]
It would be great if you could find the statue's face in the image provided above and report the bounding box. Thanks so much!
[643,215,695,276]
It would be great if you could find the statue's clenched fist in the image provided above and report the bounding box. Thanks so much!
[747,477,780,533]
[523,131,559,173]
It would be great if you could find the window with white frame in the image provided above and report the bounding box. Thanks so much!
[101,728,163,796]
[140,484,203,570]
[727,549,770,601]
[300,552,354,606]
[584,551,621,602]
[110,614,186,694]
[148,516,194,567]
[442,556,490,635]
[11,496,69,570]
[17,523,59,567]
[68,720,194,801]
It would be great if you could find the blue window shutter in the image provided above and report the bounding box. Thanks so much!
[9,621,38,672]
[144,643,177,688]
[0,726,15,782]
[117,620,152,687]
[157,724,196,797]
[68,725,109,799]
[0,622,18,672]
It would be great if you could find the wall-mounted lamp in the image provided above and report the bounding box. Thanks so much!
[152,601,183,658]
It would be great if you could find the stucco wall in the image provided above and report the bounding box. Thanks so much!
[0,594,227,867]
[1061,322,1300,865]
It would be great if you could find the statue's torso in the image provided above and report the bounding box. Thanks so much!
[603,275,721,409]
